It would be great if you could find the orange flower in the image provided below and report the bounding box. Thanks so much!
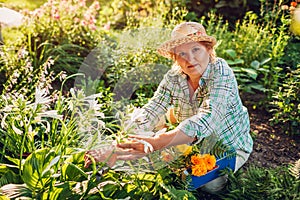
[191,155,202,165]
[291,2,298,7]
[191,161,207,176]
[204,154,217,170]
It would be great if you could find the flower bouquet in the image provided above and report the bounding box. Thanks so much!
[162,136,237,190]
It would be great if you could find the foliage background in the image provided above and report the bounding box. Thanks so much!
[0,0,299,199]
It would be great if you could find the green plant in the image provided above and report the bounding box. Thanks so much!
[0,147,102,199]
[222,49,270,94]
[3,0,105,80]
[202,10,292,104]
[270,66,300,135]
[221,165,300,200]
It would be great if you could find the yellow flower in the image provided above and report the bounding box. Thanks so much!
[176,144,192,156]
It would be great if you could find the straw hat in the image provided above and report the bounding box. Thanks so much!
[157,22,216,59]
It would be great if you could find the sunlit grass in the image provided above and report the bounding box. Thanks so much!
[0,0,46,10]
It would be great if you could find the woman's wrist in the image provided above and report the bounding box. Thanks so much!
[149,135,163,151]
[151,129,177,151]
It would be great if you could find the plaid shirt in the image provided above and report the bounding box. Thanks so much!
[138,58,253,153]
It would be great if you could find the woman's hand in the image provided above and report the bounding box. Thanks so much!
[84,138,155,168]
[84,144,117,168]
[117,136,155,154]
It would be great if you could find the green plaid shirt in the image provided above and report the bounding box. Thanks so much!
[138,58,253,153]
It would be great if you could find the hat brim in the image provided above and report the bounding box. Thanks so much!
[157,35,216,59]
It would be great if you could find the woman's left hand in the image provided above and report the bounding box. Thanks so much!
[84,144,117,168]
[117,137,154,154]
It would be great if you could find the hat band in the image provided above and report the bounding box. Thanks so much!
[187,31,205,36]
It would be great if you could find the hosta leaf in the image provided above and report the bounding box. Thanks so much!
[22,148,56,191]
[5,155,22,167]
[231,67,242,73]
[224,49,237,59]
[260,57,272,65]
[0,184,32,199]
[42,182,78,200]
[241,68,258,79]
[41,155,61,177]
[250,60,260,69]
[0,166,21,187]
[249,84,266,92]
[61,162,87,182]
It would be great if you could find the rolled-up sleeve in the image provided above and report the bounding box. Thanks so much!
[137,74,172,131]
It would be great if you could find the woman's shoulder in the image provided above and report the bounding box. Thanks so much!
[164,67,184,79]
[212,57,234,77]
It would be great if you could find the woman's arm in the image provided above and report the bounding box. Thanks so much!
[117,128,194,153]
[134,72,172,131]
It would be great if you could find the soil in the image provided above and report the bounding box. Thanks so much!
[243,95,300,169]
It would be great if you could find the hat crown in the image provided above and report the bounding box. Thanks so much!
[171,22,207,39]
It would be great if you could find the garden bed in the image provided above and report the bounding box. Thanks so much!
[243,94,300,169]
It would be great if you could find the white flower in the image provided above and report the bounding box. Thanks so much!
[12,124,22,135]
[35,87,51,105]
[128,108,147,123]
[124,107,147,132]
[37,110,63,120]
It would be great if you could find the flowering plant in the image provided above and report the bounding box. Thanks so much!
[161,136,235,181]
[189,154,217,176]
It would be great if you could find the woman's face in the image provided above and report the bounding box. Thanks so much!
[174,42,211,80]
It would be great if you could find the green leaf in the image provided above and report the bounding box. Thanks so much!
[41,155,60,177]
[42,182,78,200]
[227,59,244,66]
[260,57,272,65]
[21,148,56,191]
[231,67,242,73]
[257,68,269,73]
[250,60,260,69]
[61,162,87,182]
[5,156,21,167]
[0,184,32,199]
[241,68,258,79]
[224,49,237,59]
[250,83,266,92]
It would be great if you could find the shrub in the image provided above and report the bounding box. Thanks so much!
[11,0,104,76]
[200,9,291,101]
[270,65,300,135]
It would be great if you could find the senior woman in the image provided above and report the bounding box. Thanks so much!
[85,22,253,193]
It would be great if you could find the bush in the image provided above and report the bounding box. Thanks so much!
[270,65,300,135]
[11,0,105,76]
